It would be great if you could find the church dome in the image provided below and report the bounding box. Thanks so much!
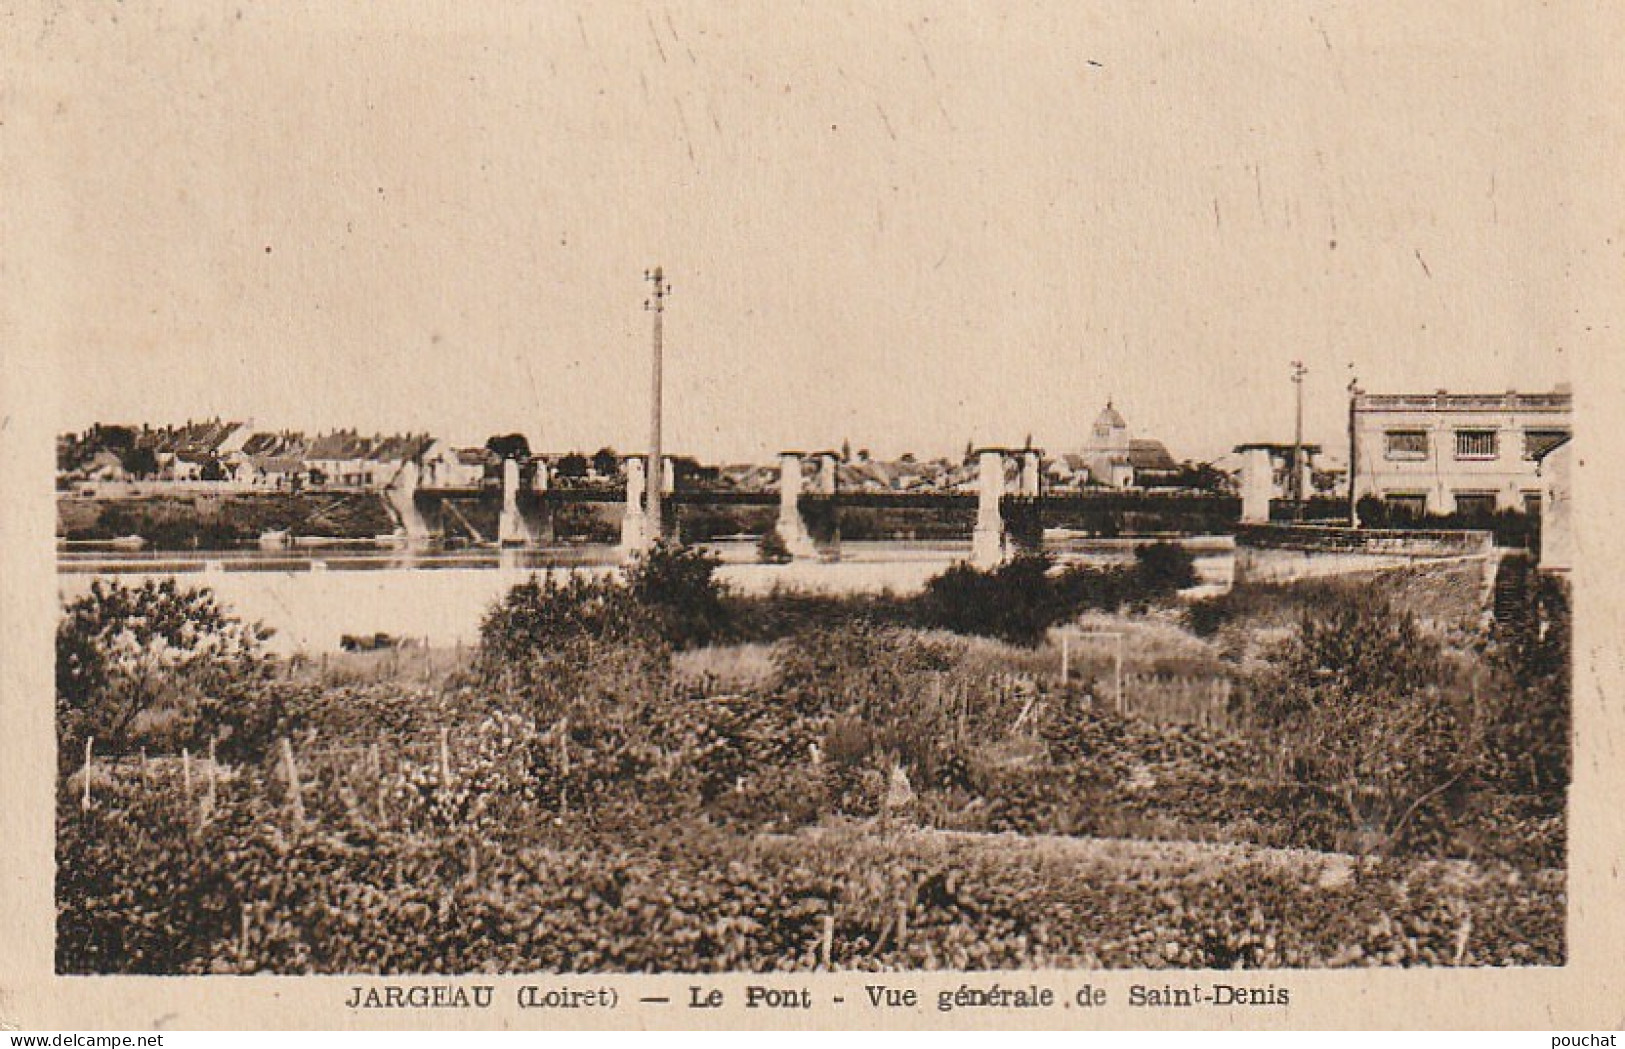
[1094,401,1127,431]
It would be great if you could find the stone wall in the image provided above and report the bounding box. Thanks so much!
[1234,524,1494,585]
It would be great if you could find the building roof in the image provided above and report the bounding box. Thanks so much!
[307,432,372,460]
[1127,439,1178,472]
[367,434,434,462]
[1094,402,1127,430]
[241,431,307,458]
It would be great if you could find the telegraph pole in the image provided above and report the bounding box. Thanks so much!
[1290,360,1307,515]
[644,266,668,541]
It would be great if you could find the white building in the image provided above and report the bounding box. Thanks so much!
[1349,387,1571,518]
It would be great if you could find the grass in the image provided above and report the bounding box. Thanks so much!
[672,643,778,688]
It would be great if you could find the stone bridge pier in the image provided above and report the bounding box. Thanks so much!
[971,448,1009,569]
[775,452,820,560]
[497,458,534,547]
[1019,450,1042,498]
[1238,447,1274,524]
[619,455,650,560]
[522,460,555,545]
[968,447,1044,568]
[618,454,677,561]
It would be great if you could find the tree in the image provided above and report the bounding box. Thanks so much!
[57,580,277,766]
[1173,460,1232,493]
[96,425,137,452]
[591,447,620,478]
[485,433,532,462]
[554,452,589,479]
[118,446,160,480]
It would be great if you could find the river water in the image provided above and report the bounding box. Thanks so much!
[57,538,1235,654]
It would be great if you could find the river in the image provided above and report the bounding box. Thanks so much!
[56,538,1235,654]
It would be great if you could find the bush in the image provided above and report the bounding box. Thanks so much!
[915,554,1064,646]
[1132,542,1199,594]
[56,579,277,766]
[1244,590,1475,853]
[476,570,641,685]
[1483,571,1571,797]
[478,542,734,689]
[756,527,793,565]
[914,545,1197,647]
[624,541,730,649]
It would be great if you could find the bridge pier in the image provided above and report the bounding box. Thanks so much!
[775,452,819,560]
[1239,447,1274,524]
[619,455,650,561]
[1019,450,1041,497]
[972,448,1007,569]
[497,458,532,546]
[521,460,555,545]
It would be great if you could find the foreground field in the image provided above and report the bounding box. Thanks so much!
[55,549,1569,973]
[59,785,1562,974]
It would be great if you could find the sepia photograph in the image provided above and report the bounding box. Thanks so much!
[6,0,1623,1032]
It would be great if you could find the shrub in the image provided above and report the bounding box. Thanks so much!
[1244,590,1474,853]
[476,570,640,685]
[56,579,277,766]
[915,554,1065,646]
[624,540,731,649]
[1483,571,1570,797]
[756,527,793,565]
[1132,541,1199,594]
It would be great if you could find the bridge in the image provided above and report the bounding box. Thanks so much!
[396,449,1250,568]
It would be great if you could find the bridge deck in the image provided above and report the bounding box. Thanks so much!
[415,486,1239,514]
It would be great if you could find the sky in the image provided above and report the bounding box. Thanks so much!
[28,2,1585,462]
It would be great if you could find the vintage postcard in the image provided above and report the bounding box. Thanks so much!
[3,1,1622,1032]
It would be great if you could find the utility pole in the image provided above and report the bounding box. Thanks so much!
[1290,360,1307,516]
[644,266,668,542]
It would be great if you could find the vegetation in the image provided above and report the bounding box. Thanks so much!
[1354,494,1537,549]
[55,546,1569,973]
[756,526,793,564]
[58,492,395,548]
[1242,593,1471,853]
[56,579,278,767]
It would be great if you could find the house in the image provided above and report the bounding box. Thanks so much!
[236,432,308,488]
[305,430,374,488]
[366,434,436,489]
[1126,439,1180,487]
[1349,386,1571,517]
[419,441,490,488]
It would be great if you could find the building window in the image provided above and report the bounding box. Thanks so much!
[1384,430,1429,460]
[1385,493,1428,519]
[1523,492,1543,515]
[1454,429,1498,460]
[1524,429,1569,460]
[1453,491,1498,519]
